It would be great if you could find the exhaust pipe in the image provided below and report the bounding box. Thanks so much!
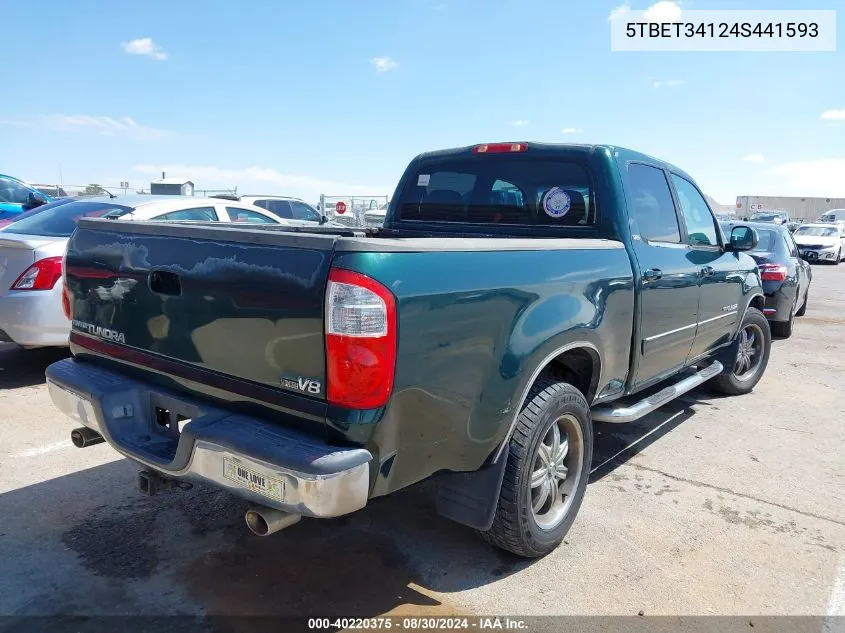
[245,507,301,536]
[71,427,104,448]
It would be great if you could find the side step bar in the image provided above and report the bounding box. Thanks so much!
[591,361,723,424]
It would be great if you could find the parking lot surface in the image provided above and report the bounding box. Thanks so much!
[1,265,843,620]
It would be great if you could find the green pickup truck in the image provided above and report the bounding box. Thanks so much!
[47,142,770,558]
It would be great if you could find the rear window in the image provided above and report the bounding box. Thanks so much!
[3,201,132,237]
[751,229,778,253]
[396,159,596,227]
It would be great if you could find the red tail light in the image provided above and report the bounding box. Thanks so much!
[11,256,64,291]
[758,263,787,281]
[61,256,72,320]
[472,143,527,154]
[325,268,397,409]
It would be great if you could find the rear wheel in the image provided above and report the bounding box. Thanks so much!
[711,307,771,395]
[770,296,796,338]
[796,292,808,317]
[479,379,592,558]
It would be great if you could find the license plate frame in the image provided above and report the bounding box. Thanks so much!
[223,457,285,502]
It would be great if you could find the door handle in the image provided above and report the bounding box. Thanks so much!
[149,270,182,296]
[643,268,663,282]
[700,266,715,277]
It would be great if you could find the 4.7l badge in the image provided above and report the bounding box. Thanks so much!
[280,373,322,395]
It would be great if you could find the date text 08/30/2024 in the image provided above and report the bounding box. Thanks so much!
[307,617,528,630]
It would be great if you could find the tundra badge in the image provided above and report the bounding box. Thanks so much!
[71,320,126,343]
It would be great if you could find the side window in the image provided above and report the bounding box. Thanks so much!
[0,178,36,204]
[670,175,719,247]
[290,201,321,222]
[226,207,279,224]
[253,199,293,219]
[626,164,681,243]
[784,233,798,257]
[154,207,218,221]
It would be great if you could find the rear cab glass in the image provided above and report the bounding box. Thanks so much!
[394,157,596,230]
[3,201,133,237]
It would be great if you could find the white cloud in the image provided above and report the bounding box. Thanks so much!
[742,153,766,164]
[133,164,389,198]
[769,159,845,197]
[121,38,168,61]
[820,109,845,121]
[370,56,398,72]
[643,0,682,23]
[608,2,630,20]
[561,127,584,134]
[610,1,682,23]
[652,79,686,88]
[511,120,530,126]
[42,115,170,140]
[2,115,169,140]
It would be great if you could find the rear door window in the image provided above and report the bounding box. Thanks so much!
[670,174,720,247]
[783,232,798,257]
[153,207,218,221]
[254,199,293,219]
[626,164,681,243]
[290,201,321,222]
[226,207,279,224]
[396,159,595,227]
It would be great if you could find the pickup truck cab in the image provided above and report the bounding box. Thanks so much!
[47,142,770,558]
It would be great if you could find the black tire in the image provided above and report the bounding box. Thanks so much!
[834,249,841,266]
[711,307,771,396]
[479,379,592,558]
[770,296,796,338]
[796,292,807,317]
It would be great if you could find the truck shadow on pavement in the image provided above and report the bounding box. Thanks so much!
[0,392,709,623]
[0,344,69,390]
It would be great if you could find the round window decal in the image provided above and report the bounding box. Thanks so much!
[541,187,571,219]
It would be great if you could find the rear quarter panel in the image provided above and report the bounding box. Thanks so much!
[332,246,634,495]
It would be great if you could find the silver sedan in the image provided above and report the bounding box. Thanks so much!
[0,195,295,348]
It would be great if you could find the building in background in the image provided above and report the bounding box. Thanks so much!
[736,196,845,222]
[150,178,194,196]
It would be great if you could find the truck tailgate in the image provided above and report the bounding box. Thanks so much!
[65,220,336,405]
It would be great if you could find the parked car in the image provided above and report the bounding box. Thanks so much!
[749,211,791,225]
[212,195,339,227]
[0,195,296,348]
[792,223,845,264]
[721,221,811,337]
[0,197,77,230]
[0,174,53,221]
[363,204,388,227]
[47,142,770,558]
[817,209,845,224]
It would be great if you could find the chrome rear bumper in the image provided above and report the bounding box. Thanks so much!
[46,358,372,518]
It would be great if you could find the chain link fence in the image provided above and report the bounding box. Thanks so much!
[29,183,239,199]
[317,195,389,227]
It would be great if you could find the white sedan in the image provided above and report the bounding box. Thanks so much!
[0,195,296,348]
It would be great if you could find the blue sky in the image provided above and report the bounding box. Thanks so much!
[3,0,844,204]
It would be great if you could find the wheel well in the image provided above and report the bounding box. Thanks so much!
[749,295,765,311]
[544,347,600,401]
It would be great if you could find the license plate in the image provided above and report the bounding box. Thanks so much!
[223,457,284,502]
